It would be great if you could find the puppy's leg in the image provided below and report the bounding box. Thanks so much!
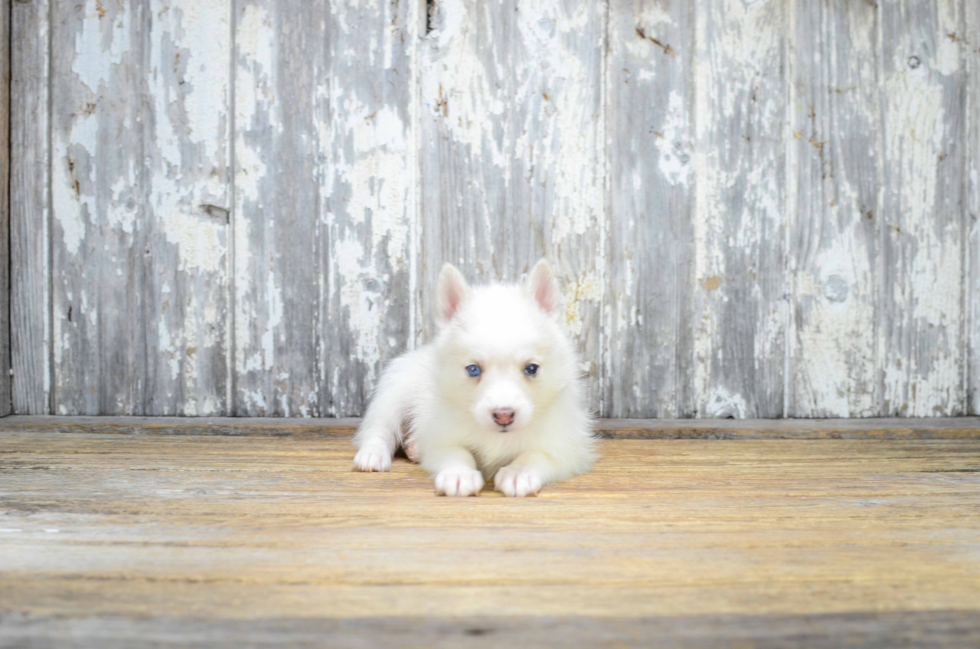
[353,355,417,472]
[403,436,421,463]
[427,447,484,497]
[494,450,560,497]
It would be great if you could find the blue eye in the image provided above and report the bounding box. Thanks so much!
[466,364,481,378]
[524,363,539,376]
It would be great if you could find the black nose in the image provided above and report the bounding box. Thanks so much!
[492,408,515,426]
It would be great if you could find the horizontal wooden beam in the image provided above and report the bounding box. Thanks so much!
[3,416,979,440]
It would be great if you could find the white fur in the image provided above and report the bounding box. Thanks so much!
[353,260,595,497]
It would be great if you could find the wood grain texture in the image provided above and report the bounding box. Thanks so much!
[420,0,606,404]
[3,611,978,648]
[692,0,787,417]
[0,0,10,416]
[318,0,419,417]
[232,0,324,416]
[878,0,968,416]
[143,0,232,416]
[785,0,880,417]
[10,0,49,414]
[968,0,979,416]
[0,430,978,645]
[44,0,232,416]
[49,1,148,414]
[605,0,695,418]
[8,1,979,418]
[233,0,417,417]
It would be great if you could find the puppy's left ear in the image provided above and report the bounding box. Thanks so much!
[526,259,559,314]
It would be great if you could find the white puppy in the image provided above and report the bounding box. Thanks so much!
[353,260,595,497]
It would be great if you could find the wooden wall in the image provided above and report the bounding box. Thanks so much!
[9,0,980,418]
[0,0,9,417]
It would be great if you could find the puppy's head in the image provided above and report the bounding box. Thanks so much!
[434,260,572,433]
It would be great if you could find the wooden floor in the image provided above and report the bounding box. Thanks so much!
[1,418,979,647]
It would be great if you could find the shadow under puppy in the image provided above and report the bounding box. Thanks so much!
[353,260,595,496]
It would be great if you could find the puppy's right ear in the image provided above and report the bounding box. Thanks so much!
[436,263,470,327]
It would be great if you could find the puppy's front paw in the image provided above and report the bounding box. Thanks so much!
[494,465,543,497]
[353,442,392,472]
[435,467,484,497]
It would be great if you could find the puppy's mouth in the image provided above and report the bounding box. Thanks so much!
[496,425,511,433]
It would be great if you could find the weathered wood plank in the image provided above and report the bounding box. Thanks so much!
[420,0,606,405]
[0,0,11,416]
[878,0,968,416]
[49,1,150,414]
[2,415,979,440]
[232,0,323,416]
[10,0,49,414]
[3,611,979,648]
[0,415,361,438]
[968,0,980,415]
[318,0,419,416]
[605,0,695,417]
[0,433,978,641]
[143,0,232,415]
[692,0,787,417]
[13,0,233,416]
[233,0,417,417]
[785,1,879,417]
[593,416,980,439]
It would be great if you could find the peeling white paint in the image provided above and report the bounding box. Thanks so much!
[234,5,273,206]
[561,270,600,338]
[656,91,692,187]
[884,74,946,225]
[72,2,131,94]
[161,211,226,275]
[704,387,748,419]
[879,22,964,417]
[264,268,282,372]
[232,3,276,415]
[332,236,382,377]
[423,0,508,171]
[328,100,411,264]
[140,0,233,415]
[176,3,229,166]
[693,0,786,417]
[158,316,180,381]
[51,129,91,257]
[27,0,979,419]
[932,1,961,77]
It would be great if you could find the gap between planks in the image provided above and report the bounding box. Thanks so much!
[2,416,979,440]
